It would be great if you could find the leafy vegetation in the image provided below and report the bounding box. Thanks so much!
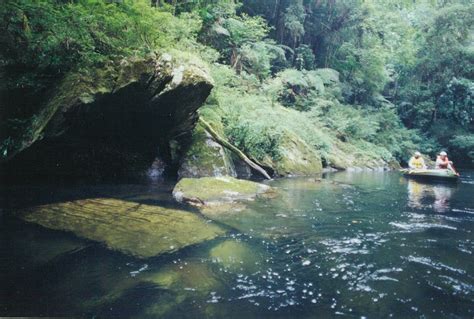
[1,0,473,168]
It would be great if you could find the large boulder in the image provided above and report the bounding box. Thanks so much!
[173,176,273,206]
[325,138,397,171]
[177,122,236,178]
[0,53,213,180]
[18,198,225,258]
[272,131,323,176]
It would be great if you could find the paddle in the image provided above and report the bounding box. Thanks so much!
[448,162,460,176]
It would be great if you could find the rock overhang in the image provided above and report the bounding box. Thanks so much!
[0,54,214,181]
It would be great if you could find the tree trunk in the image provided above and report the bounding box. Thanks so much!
[199,118,272,180]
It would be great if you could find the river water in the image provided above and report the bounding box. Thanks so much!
[1,171,473,318]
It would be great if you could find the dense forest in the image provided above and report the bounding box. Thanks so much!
[1,0,473,180]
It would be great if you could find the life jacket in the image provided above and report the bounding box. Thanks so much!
[409,156,425,169]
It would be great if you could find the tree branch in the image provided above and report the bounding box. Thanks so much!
[199,118,272,180]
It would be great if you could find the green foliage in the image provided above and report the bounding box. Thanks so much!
[283,0,305,48]
[294,45,315,70]
[268,69,325,111]
[392,3,474,162]
[224,119,282,161]
[0,0,202,94]
[224,14,270,47]
[196,3,286,80]
[438,77,473,128]
[450,134,474,165]
[239,40,287,80]
[3,0,473,168]
[325,105,379,141]
[205,63,412,168]
[334,40,389,103]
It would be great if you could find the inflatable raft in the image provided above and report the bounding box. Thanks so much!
[401,169,459,182]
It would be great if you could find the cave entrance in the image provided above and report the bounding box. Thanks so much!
[1,75,211,183]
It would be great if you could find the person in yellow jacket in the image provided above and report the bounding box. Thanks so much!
[408,151,427,170]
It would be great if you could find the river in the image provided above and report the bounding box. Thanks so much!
[1,170,473,318]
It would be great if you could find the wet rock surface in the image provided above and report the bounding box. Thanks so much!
[178,122,236,178]
[18,198,225,258]
[172,176,273,206]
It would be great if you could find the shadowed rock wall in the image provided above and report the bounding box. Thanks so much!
[0,54,213,181]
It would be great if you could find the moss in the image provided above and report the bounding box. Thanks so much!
[139,260,223,317]
[1,58,154,162]
[209,240,263,273]
[173,176,272,206]
[178,122,236,178]
[142,262,221,292]
[323,138,394,170]
[274,131,323,176]
[18,198,226,258]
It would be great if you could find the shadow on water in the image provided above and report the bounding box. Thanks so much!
[0,177,181,212]
[1,170,473,318]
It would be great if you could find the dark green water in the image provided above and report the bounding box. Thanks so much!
[1,171,473,318]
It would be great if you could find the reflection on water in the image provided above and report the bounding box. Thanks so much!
[1,171,474,318]
[433,185,455,213]
[407,179,456,213]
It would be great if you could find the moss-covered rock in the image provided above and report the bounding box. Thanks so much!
[138,260,223,318]
[209,239,264,273]
[18,198,225,258]
[325,138,395,170]
[173,176,273,206]
[178,122,236,178]
[1,53,213,180]
[272,131,323,176]
[142,261,221,292]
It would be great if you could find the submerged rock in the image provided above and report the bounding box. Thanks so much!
[172,176,273,206]
[18,198,225,258]
[142,261,221,293]
[139,260,224,318]
[209,239,263,273]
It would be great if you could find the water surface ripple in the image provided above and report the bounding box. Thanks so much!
[1,171,473,318]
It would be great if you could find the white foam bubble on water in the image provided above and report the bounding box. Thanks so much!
[407,213,425,219]
[439,275,474,294]
[403,256,466,274]
[390,222,457,231]
[452,208,474,214]
[129,263,148,277]
[302,260,311,266]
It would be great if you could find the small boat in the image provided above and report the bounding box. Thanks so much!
[401,168,459,182]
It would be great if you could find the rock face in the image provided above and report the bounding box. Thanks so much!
[18,198,225,258]
[177,122,236,178]
[173,176,273,206]
[1,54,213,180]
[179,115,323,179]
[325,139,397,171]
[272,131,323,176]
